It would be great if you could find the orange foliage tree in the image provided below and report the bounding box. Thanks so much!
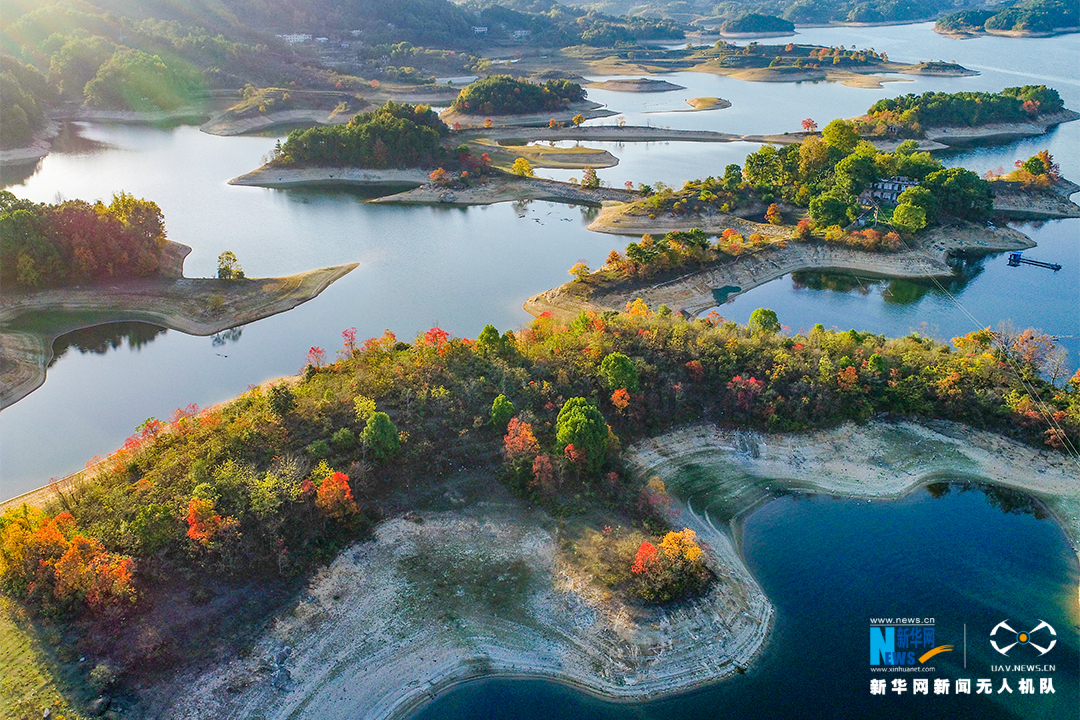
[316,471,359,519]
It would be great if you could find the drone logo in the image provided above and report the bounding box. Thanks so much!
[990,620,1056,656]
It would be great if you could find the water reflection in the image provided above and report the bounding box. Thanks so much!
[50,322,167,366]
[788,254,990,306]
[925,480,1050,520]
[211,327,244,347]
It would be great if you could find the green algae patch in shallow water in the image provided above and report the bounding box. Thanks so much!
[711,285,741,305]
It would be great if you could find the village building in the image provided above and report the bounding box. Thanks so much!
[858,176,919,206]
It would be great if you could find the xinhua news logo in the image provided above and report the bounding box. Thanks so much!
[870,618,953,668]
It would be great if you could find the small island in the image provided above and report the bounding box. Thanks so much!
[439,74,614,127]
[0,191,356,408]
[936,0,1079,38]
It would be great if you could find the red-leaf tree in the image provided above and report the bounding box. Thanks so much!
[316,472,359,519]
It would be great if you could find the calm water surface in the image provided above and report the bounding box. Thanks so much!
[409,484,1080,720]
[1,23,1077,497]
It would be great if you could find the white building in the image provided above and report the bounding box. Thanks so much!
[472,26,488,35]
[277,33,312,44]
[512,29,532,40]
[858,176,919,206]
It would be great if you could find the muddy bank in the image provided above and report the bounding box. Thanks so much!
[0,120,62,165]
[526,216,1034,319]
[587,78,685,92]
[0,262,357,410]
[624,419,1080,562]
[372,174,636,206]
[201,109,355,137]
[922,108,1080,144]
[229,166,430,188]
[440,101,616,128]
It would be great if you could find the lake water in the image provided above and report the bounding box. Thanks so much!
[1,23,1077,499]
[408,483,1080,720]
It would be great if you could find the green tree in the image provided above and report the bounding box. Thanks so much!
[809,194,854,228]
[217,251,245,280]
[748,308,781,334]
[891,203,927,233]
[490,394,515,430]
[476,324,502,356]
[833,153,878,196]
[922,167,993,221]
[361,412,400,461]
[599,352,639,392]
[581,167,600,189]
[555,398,610,473]
[268,385,296,417]
[821,119,859,154]
[896,186,939,223]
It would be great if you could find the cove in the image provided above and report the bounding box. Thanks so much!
[408,482,1079,719]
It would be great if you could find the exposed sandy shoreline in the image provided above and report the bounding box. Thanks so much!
[371,174,636,206]
[201,108,355,136]
[147,479,771,720]
[0,120,62,165]
[625,419,1080,562]
[525,216,1036,319]
[230,166,431,187]
[0,262,357,410]
[922,109,1080,144]
[440,101,616,128]
[587,78,686,92]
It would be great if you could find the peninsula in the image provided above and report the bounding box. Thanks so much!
[0,190,356,408]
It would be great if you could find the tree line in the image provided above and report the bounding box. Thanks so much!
[0,191,167,290]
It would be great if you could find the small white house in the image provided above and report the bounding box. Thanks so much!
[277,33,312,44]
[512,29,532,40]
[472,26,489,35]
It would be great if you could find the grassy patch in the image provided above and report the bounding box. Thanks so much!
[0,599,92,720]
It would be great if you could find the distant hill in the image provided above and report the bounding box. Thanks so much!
[720,13,794,33]
[936,0,1078,35]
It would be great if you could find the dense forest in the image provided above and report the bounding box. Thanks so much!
[865,86,1066,133]
[0,56,53,148]
[450,74,586,115]
[936,0,1078,34]
[274,100,450,167]
[1,307,1074,620]
[0,191,167,290]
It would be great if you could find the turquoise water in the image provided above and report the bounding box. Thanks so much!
[409,484,1080,719]
[1,23,1077,499]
